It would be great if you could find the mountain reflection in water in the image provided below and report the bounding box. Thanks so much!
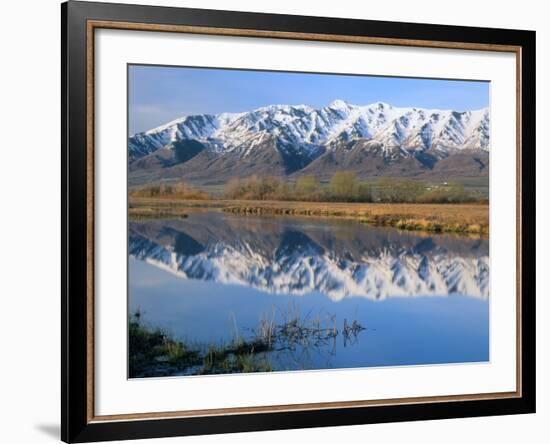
[129,212,489,301]
[128,212,490,377]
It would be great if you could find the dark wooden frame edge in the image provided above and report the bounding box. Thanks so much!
[62,1,536,442]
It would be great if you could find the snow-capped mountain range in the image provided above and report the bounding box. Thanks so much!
[129,216,489,301]
[128,100,490,184]
[130,100,490,159]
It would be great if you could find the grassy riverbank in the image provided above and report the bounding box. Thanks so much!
[129,197,489,235]
[129,305,365,377]
[129,311,273,378]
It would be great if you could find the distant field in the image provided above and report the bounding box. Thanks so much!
[129,197,489,235]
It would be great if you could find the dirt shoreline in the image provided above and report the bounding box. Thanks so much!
[128,198,489,235]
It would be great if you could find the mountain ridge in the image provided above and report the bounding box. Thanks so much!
[128,100,490,185]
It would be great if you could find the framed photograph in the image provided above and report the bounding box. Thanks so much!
[61,1,535,442]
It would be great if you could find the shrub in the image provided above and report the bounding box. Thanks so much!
[129,181,210,200]
[329,171,357,199]
[356,181,373,202]
[295,175,322,199]
[224,176,283,200]
[376,178,427,203]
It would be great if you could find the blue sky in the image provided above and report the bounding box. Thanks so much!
[128,65,489,135]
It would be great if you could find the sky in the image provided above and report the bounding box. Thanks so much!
[128,64,490,135]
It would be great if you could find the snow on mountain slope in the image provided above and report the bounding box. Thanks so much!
[128,100,490,162]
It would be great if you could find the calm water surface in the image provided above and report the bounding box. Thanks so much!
[128,211,489,376]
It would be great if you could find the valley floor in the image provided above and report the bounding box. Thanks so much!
[129,198,489,235]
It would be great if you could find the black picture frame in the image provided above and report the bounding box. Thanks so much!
[62,1,536,442]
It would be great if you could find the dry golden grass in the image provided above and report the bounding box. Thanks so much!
[129,182,210,200]
[128,197,489,235]
[128,201,190,219]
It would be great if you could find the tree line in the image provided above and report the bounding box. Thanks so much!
[224,172,483,204]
